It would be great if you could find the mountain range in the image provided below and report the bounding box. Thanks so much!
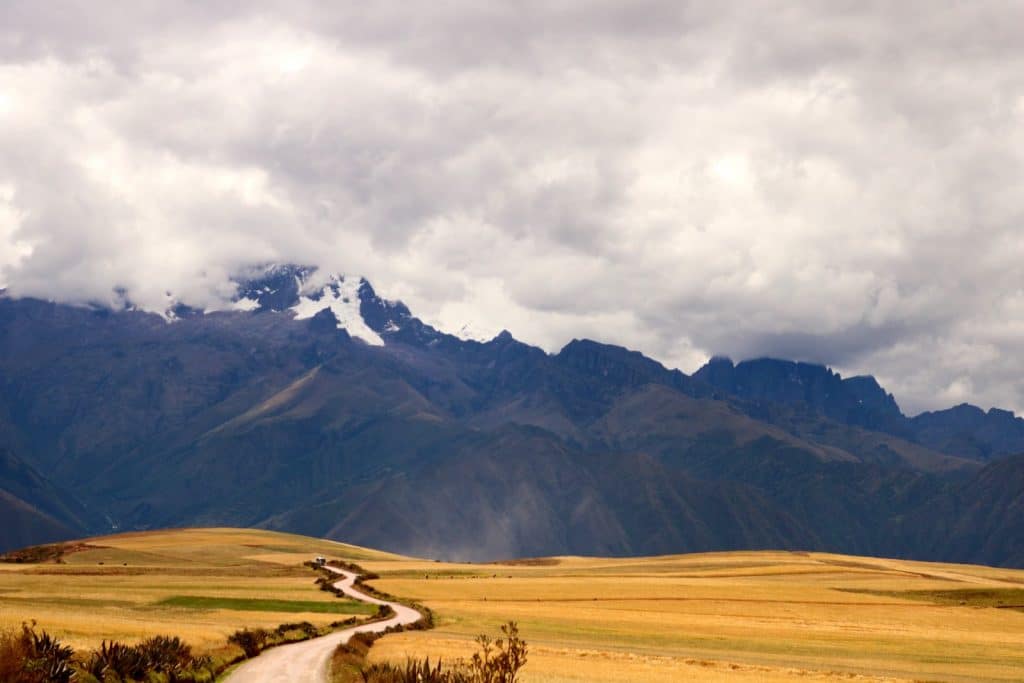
[1,265,1022,565]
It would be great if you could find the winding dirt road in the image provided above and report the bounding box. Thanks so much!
[223,566,422,683]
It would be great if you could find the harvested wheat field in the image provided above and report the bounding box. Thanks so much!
[4,530,1024,681]
[0,528,395,654]
[358,551,1024,683]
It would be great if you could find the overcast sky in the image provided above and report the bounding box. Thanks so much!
[1,2,1023,415]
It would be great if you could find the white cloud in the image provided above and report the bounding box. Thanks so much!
[1,2,1023,415]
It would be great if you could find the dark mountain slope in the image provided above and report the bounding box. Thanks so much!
[262,426,813,560]
[92,350,464,528]
[593,384,970,474]
[85,341,973,560]
[0,268,1022,564]
[0,449,97,551]
[0,491,75,553]
[0,295,360,483]
[900,454,1024,567]
[89,341,811,557]
[588,386,964,558]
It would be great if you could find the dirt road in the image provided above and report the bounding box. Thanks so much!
[223,566,422,683]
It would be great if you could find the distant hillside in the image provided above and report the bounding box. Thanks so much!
[0,265,1022,564]
[0,449,96,552]
[898,454,1024,567]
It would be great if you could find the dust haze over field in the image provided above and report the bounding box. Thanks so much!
[3,2,1024,414]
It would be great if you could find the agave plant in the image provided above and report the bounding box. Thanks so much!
[362,657,457,683]
[86,640,147,680]
[8,622,76,683]
[139,635,192,673]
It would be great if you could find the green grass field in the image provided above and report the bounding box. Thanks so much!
[157,595,377,615]
[4,528,1024,682]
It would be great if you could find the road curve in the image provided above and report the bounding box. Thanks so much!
[223,566,422,683]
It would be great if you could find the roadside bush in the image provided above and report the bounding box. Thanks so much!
[326,560,380,581]
[84,635,214,682]
[466,622,527,683]
[85,640,146,680]
[0,622,76,683]
[404,605,435,631]
[350,632,379,648]
[274,621,320,639]
[142,635,192,673]
[362,658,448,683]
[227,627,269,658]
[360,621,526,683]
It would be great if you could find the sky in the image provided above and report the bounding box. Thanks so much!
[1,2,1022,416]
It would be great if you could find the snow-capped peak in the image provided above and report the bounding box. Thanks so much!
[290,273,385,346]
[221,264,444,346]
[456,321,502,343]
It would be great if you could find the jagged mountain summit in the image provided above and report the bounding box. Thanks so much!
[134,263,488,349]
[236,266,389,345]
[695,356,902,426]
[693,356,1024,461]
[230,265,497,350]
[1,265,1023,565]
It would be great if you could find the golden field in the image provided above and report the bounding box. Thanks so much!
[0,528,395,653]
[359,551,1024,682]
[4,528,1024,681]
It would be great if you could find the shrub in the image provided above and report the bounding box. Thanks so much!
[467,622,527,683]
[0,622,76,683]
[362,657,448,683]
[228,628,269,658]
[140,635,194,675]
[359,621,526,683]
[0,544,68,564]
[84,635,213,681]
[85,640,147,680]
[347,631,379,650]
[274,622,320,638]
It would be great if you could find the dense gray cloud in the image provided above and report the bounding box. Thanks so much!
[1,1,1023,415]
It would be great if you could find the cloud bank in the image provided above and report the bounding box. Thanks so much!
[1,1,1023,414]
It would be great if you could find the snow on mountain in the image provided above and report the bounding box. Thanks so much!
[291,274,384,346]
[134,263,455,348]
[455,321,501,343]
[231,265,495,347]
[232,264,312,313]
[223,264,399,346]
[231,297,260,312]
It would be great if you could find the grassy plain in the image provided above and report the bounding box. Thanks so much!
[358,551,1024,683]
[0,527,396,655]
[4,529,1024,681]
